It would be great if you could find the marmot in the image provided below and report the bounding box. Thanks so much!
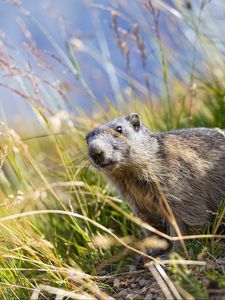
[86,113,225,252]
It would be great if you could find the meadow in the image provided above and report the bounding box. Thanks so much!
[0,1,224,299]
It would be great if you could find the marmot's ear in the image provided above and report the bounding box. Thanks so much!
[126,113,140,131]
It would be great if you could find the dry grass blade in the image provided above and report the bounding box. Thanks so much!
[67,271,115,300]
[108,200,225,241]
[144,0,183,19]
[174,285,195,300]
[154,263,182,299]
[30,284,97,300]
[212,203,225,235]
[0,145,8,169]
[146,165,189,257]
[147,262,174,299]
[155,260,206,266]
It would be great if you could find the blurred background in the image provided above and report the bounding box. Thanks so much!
[1,0,225,136]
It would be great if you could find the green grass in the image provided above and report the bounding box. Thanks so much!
[0,94,224,299]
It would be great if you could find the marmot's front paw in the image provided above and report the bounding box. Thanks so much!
[133,248,168,268]
[146,248,165,257]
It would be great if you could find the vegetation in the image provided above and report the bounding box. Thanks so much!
[0,0,224,299]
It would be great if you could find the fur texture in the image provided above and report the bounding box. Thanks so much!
[86,114,225,245]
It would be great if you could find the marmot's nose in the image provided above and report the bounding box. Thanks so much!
[89,144,105,165]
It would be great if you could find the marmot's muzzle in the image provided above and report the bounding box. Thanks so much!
[88,144,105,165]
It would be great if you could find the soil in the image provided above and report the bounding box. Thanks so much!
[98,266,165,300]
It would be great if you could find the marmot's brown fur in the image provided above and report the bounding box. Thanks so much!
[86,113,225,251]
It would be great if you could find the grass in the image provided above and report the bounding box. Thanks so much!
[0,0,225,299]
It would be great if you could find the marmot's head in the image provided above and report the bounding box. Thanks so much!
[86,113,143,172]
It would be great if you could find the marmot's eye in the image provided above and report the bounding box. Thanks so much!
[115,126,123,134]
